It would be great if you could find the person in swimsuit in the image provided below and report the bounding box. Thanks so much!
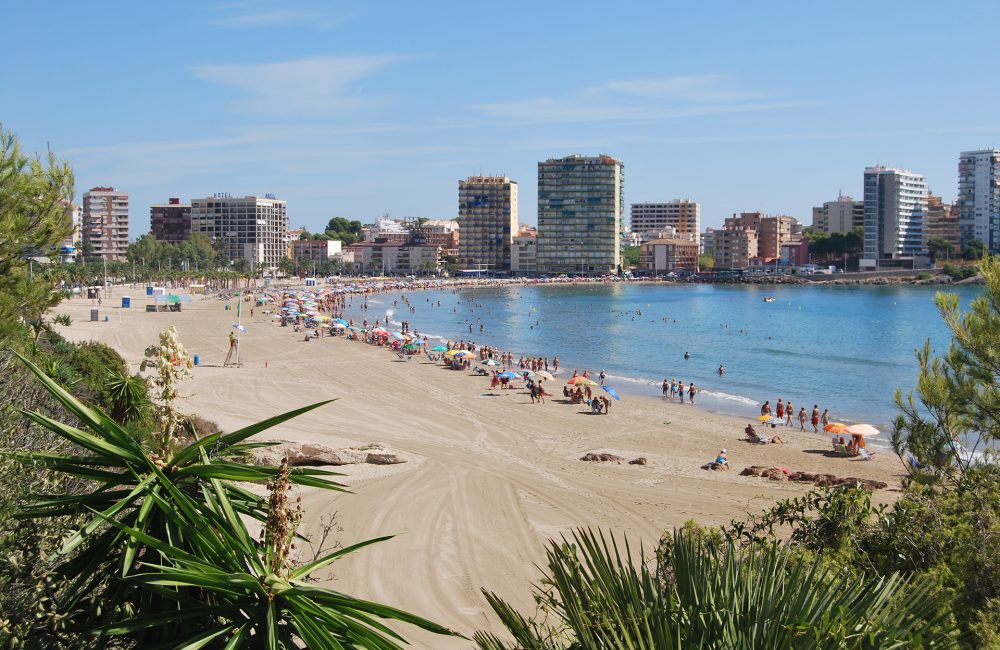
[811,405,820,433]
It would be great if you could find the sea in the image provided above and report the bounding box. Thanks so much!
[345,282,981,432]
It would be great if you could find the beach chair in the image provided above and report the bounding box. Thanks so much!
[859,448,874,461]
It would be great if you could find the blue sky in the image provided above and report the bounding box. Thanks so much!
[3,1,999,235]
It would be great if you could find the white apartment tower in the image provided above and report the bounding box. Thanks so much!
[537,154,625,275]
[861,167,928,268]
[957,148,1000,252]
[630,200,700,244]
[82,187,129,261]
[190,194,289,269]
[457,175,518,272]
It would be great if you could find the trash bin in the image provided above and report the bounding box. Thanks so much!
[146,286,154,296]
[121,296,131,308]
[193,355,200,366]
[90,309,99,322]
[225,304,231,311]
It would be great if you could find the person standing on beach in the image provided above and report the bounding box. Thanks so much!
[553,356,559,374]
[688,383,696,404]
[678,381,685,403]
[599,370,606,385]
[785,401,794,426]
[821,408,830,427]
[760,401,771,416]
[670,378,678,400]
[662,378,669,397]
[811,405,820,432]
[798,407,807,431]
[776,399,785,421]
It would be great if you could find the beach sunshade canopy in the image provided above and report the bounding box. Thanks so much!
[535,370,555,381]
[823,422,850,433]
[444,349,462,356]
[497,371,521,379]
[567,378,598,387]
[602,386,621,400]
[331,322,347,329]
[453,350,476,358]
[482,359,500,366]
[846,423,880,437]
[431,345,448,351]
[402,343,419,350]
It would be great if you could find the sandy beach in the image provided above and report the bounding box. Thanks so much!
[54,290,902,647]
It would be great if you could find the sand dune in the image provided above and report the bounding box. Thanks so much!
[55,290,901,646]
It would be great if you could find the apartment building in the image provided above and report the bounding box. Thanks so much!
[713,227,758,270]
[925,194,960,254]
[630,200,700,245]
[957,148,1000,251]
[724,212,797,259]
[861,166,928,268]
[150,198,192,243]
[189,194,288,269]
[458,176,518,273]
[290,239,343,265]
[511,233,537,276]
[82,187,129,261]
[811,195,864,234]
[638,238,699,275]
[537,154,624,275]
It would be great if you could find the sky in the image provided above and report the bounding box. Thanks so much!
[3,1,1000,236]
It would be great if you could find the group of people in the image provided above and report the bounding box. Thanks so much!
[661,378,697,404]
[759,399,828,432]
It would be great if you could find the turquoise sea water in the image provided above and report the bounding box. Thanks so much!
[348,283,981,430]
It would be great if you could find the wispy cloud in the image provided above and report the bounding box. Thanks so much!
[588,74,756,102]
[476,73,778,124]
[193,54,405,117]
[211,1,355,30]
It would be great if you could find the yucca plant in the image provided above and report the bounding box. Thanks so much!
[11,352,458,647]
[104,368,151,426]
[475,528,958,649]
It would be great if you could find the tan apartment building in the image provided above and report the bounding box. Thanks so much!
[724,212,797,258]
[811,196,864,234]
[511,233,537,276]
[290,239,343,266]
[630,200,700,244]
[713,227,758,269]
[82,187,129,261]
[458,176,517,273]
[926,194,960,254]
[638,238,699,275]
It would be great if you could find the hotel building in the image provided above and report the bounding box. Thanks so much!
[458,176,518,273]
[861,166,928,269]
[189,194,288,269]
[82,187,129,261]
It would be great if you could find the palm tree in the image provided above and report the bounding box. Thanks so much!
[13,354,459,647]
[476,528,956,648]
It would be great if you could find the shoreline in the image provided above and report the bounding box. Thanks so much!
[52,290,904,644]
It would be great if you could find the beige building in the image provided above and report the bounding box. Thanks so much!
[630,200,700,244]
[926,194,960,254]
[290,239,343,265]
[458,176,518,273]
[190,194,288,270]
[511,233,537,276]
[713,227,759,269]
[812,196,864,234]
[724,212,797,258]
[639,238,699,275]
[82,187,129,261]
[537,154,624,275]
[345,241,441,275]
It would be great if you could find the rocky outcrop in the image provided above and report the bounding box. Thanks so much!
[581,452,624,462]
[628,457,648,466]
[740,466,886,490]
[254,441,406,467]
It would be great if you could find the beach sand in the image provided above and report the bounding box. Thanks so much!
[55,291,902,646]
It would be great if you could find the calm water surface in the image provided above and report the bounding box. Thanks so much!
[349,283,980,430]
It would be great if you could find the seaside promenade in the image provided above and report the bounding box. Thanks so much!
[54,290,901,645]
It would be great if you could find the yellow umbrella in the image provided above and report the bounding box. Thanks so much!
[444,349,462,357]
[567,378,599,387]
[757,414,774,422]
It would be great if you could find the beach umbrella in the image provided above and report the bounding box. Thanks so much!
[331,322,347,329]
[823,422,850,433]
[757,414,775,422]
[334,318,349,326]
[444,349,462,356]
[431,345,448,351]
[453,350,476,358]
[763,416,783,426]
[497,371,521,380]
[390,332,406,340]
[403,343,419,350]
[602,386,621,400]
[481,359,500,366]
[846,424,880,437]
[535,370,555,381]
[568,378,598,387]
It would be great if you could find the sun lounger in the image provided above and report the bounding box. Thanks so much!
[859,448,874,461]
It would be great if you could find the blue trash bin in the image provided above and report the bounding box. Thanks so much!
[146,286,154,296]
[193,354,200,366]
[121,296,131,308]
